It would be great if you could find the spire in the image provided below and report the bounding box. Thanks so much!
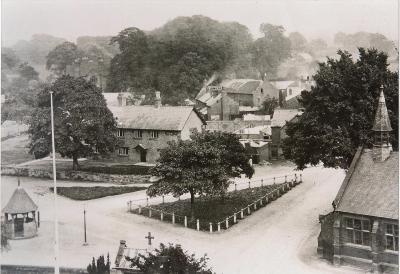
[372,85,392,162]
[372,85,392,132]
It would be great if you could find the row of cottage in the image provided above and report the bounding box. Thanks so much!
[104,77,308,164]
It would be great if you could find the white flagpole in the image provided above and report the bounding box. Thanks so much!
[50,91,60,274]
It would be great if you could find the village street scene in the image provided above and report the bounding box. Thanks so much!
[1,0,398,274]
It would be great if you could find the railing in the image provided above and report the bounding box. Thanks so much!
[127,173,303,232]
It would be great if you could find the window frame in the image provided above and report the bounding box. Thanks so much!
[385,223,399,252]
[150,130,159,139]
[344,217,371,247]
[117,129,125,137]
[118,147,129,156]
[133,129,142,139]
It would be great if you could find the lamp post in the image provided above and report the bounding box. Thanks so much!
[50,91,60,274]
[83,203,88,246]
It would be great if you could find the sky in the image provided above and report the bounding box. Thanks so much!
[1,0,398,47]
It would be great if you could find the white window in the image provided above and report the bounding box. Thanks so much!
[133,130,142,138]
[385,224,399,251]
[150,131,159,139]
[117,129,125,137]
[344,218,371,246]
[118,147,129,156]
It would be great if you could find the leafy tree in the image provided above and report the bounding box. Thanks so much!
[126,243,212,274]
[28,75,119,169]
[17,62,39,81]
[306,39,328,55]
[252,23,291,78]
[1,47,20,70]
[46,42,82,76]
[148,131,253,208]
[282,48,398,169]
[262,96,279,116]
[87,254,110,274]
[288,32,307,52]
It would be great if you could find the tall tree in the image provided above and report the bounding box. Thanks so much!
[148,131,253,208]
[282,48,398,169]
[17,62,39,81]
[28,76,119,169]
[289,32,308,52]
[46,42,82,76]
[262,96,279,116]
[252,23,291,78]
[126,243,212,274]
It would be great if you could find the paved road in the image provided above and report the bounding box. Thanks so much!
[1,165,362,273]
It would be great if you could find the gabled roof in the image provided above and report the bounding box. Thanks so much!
[3,187,38,214]
[221,79,262,94]
[372,89,392,132]
[270,80,295,90]
[109,105,205,131]
[271,108,303,127]
[335,148,398,220]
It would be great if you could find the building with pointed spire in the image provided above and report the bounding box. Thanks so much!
[317,87,398,273]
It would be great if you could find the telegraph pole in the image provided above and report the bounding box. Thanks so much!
[50,91,60,274]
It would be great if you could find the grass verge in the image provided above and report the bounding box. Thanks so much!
[50,186,147,200]
[133,184,286,231]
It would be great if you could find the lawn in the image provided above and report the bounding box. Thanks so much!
[1,135,34,165]
[49,186,147,200]
[135,184,285,231]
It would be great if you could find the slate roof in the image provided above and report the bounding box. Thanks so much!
[109,105,205,131]
[3,187,38,214]
[271,108,303,127]
[372,89,392,132]
[221,79,262,94]
[335,148,399,220]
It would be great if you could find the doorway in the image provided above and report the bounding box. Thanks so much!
[140,149,147,162]
[14,217,24,237]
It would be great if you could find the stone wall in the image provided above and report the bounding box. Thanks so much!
[1,265,86,274]
[1,166,150,184]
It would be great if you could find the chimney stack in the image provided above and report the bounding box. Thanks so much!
[117,93,127,106]
[155,91,162,108]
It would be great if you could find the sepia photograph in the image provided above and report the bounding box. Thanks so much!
[0,0,398,273]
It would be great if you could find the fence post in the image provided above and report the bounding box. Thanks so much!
[260,198,263,206]
[161,211,164,221]
[241,210,244,219]
[248,181,251,189]
[226,218,229,229]
[149,209,152,218]
[254,203,257,210]
[196,219,200,231]
[162,195,165,204]
[218,222,221,232]
[285,175,287,183]
[261,179,263,187]
[172,212,175,224]
[247,206,251,215]
[146,197,149,206]
[138,205,142,214]
[273,177,276,184]
[184,216,187,228]
[209,223,213,233]
[235,183,237,191]
[234,213,237,223]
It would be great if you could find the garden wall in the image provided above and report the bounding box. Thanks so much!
[1,165,150,184]
[0,265,86,274]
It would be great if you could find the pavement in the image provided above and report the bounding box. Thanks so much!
[0,164,364,274]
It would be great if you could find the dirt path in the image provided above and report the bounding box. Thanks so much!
[1,166,362,273]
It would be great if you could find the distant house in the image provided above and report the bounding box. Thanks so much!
[317,89,398,273]
[196,79,264,120]
[270,77,315,109]
[234,125,271,141]
[270,108,303,158]
[107,92,205,163]
[241,140,271,164]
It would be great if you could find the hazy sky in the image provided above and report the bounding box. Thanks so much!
[1,0,398,46]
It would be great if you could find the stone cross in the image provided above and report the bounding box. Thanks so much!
[145,232,154,246]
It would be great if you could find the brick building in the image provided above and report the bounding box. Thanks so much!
[317,88,399,273]
[108,92,205,163]
[270,108,302,159]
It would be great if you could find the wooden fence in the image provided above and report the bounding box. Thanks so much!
[127,173,303,232]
